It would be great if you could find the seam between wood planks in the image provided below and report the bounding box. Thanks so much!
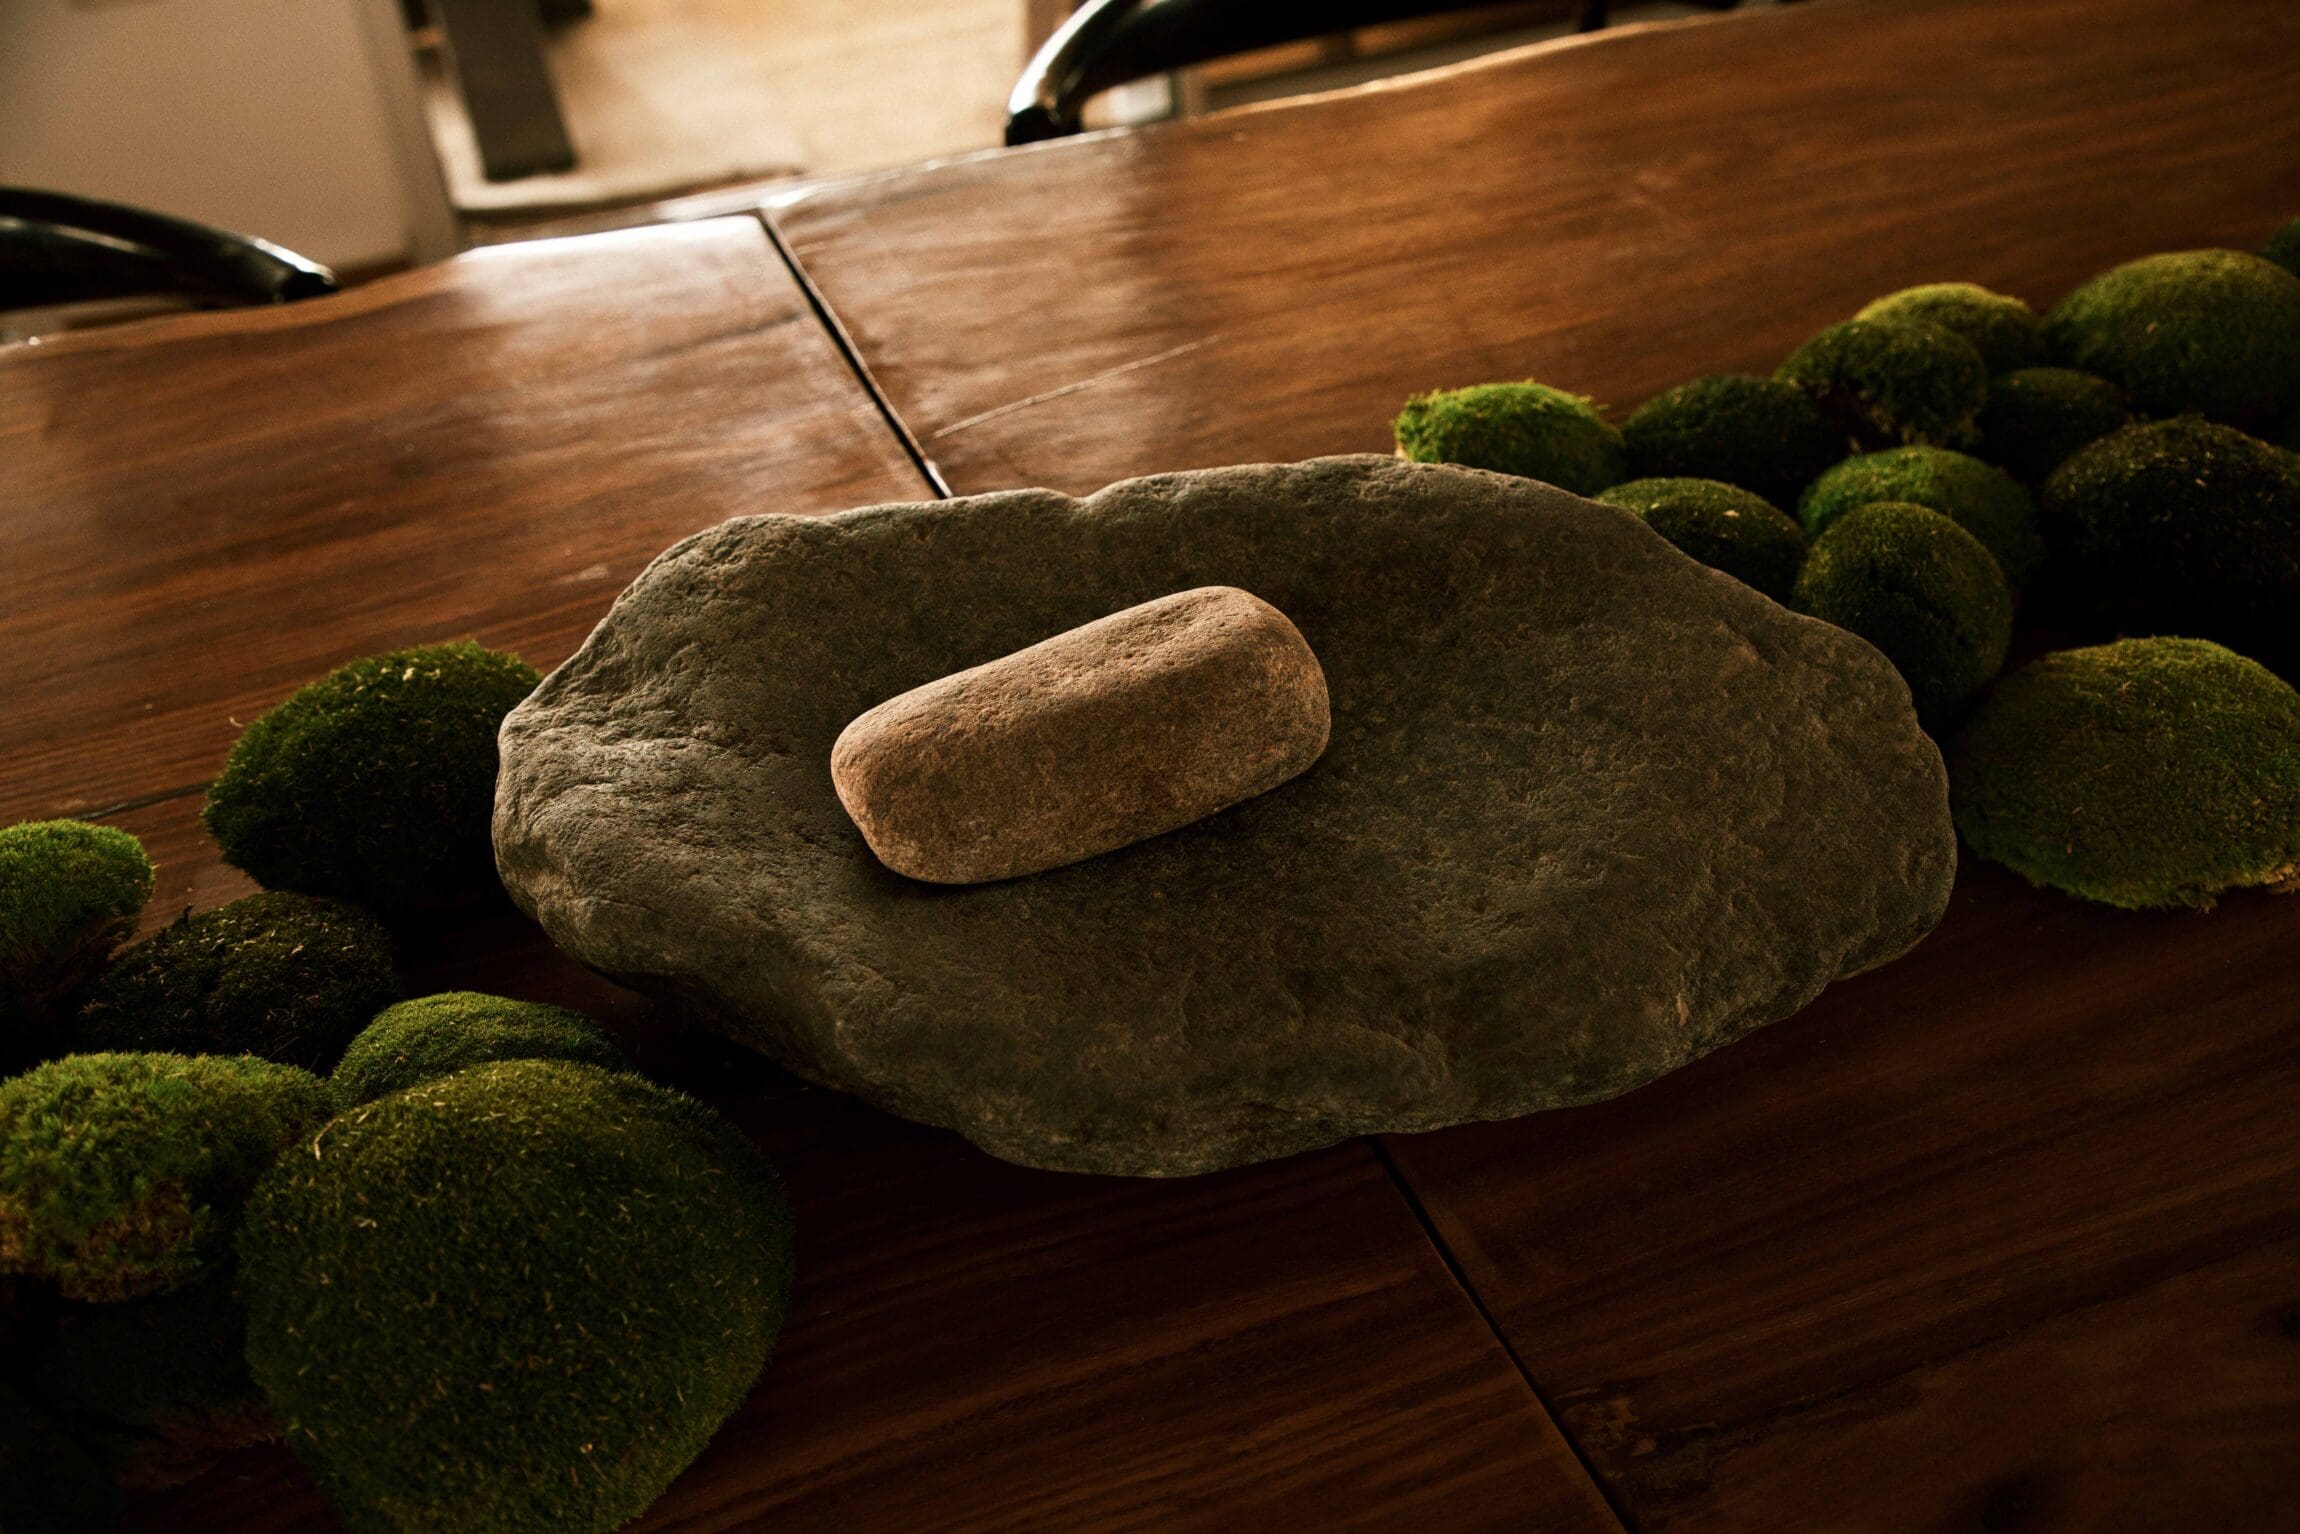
[1369,1137,1637,1533]
[751,209,950,501]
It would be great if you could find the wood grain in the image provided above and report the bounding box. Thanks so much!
[127,1109,1618,1533]
[773,0,2300,499]
[0,217,921,825]
[1619,1232,2300,1534]
[2,223,1618,1530]
[103,780,1622,1533]
[769,1,2300,1526]
[1382,862,2300,1527]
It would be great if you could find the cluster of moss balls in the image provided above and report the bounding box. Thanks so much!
[1393,214,2300,908]
[3,637,798,1531]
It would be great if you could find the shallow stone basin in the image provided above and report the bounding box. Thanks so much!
[495,456,1955,1175]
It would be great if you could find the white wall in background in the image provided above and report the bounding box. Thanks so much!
[0,0,456,270]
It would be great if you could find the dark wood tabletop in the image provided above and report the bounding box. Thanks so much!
[776,0,2300,502]
[1,217,1612,1531]
[6,0,2298,1528]
[768,0,2300,1527]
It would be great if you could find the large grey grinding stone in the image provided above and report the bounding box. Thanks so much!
[496,456,1956,1176]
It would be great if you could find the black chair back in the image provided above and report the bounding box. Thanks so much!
[0,187,339,311]
[1007,0,1753,144]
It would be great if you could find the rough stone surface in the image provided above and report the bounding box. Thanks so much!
[496,456,1956,1176]
[832,586,1329,883]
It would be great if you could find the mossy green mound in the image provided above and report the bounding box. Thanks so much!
[1392,381,1626,495]
[1792,502,2012,724]
[2267,216,2300,279]
[0,1053,331,1301]
[1951,638,2300,909]
[2,821,153,1072]
[1596,477,1805,602]
[1618,373,1847,509]
[240,1060,793,1534]
[1797,446,2045,588]
[2041,418,2300,664]
[202,642,541,919]
[1856,281,2048,375]
[34,1273,263,1435]
[1776,318,1989,451]
[75,893,396,1073]
[332,992,626,1106]
[0,1381,120,1534]
[1975,366,2129,484]
[2045,249,2300,427]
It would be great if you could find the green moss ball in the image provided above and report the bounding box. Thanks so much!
[2041,418,2300,663]
[0,1052,332,1301]
[1596,477,1805,601]
[2045,249,2300,427]
[1797,446,2045,589]
[1792,502,2013,723]
[2,821,153,1070]
[34,1273,264,1438]
[332,992,626,1107]
[0,1381,121,1534]
[2267,216,2300,279]
[74,893,396,1073]
[239,1060,793,1534]
[1776,318,1990,451]
[202,642,542,919]
[1393,381,1626,495]
[1951,638,2300,909]
[1618,373,1848,509]
[1974,366,2130,484]
[1856,281,2049,375]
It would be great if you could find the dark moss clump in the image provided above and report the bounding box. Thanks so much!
[1792,502,2012,724]
[1797,446,2045,589]
[34,1273,267,1442]
[0,1053,332,1301]
[239,1060,794,1534]
[2045,250,2300,427]
[1951,638,2300,909]
[2,821,153,1072]
[1776,319,1989,451]
[2041,418,2300,664]
[203,642,542,919]
[2268,216,2300,279]
[74,893,396,1073]
[1393,381,1626,495]
[1974,366,2129,484]
[331,991,626,1106]
[1856,282,2048,375]
[1596,477,1805,602]
[0,1381,120,1534]
[45,1285,275,1493]
[1618,373,1848,509]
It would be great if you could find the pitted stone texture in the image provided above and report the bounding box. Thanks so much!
[496,456,1955,1176]
[832,586,1329,884]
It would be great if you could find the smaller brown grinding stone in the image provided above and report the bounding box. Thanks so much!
[830,586,1330,883]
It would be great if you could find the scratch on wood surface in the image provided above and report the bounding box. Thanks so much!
[930,337,1221,440]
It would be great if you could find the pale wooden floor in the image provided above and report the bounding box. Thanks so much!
[429,0,1025,219]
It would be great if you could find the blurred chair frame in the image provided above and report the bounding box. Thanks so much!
[1011,0,1752,144]
[0,187,339,312]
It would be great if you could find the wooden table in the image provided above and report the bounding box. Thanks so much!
[2,217,1610,1532]
[769,0,2300,1528]
[6,0,2297,1528]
